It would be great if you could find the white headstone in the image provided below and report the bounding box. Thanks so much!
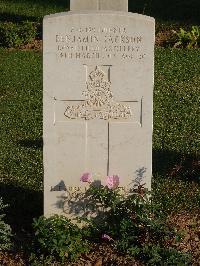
[70,0,128,11]
[43,0,155,217]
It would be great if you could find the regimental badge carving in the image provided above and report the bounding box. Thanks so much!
[64,66,132,120]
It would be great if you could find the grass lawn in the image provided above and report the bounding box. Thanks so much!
[0,0,69,22]
[0,49,43,230]
[0,0,199,31]
[153,48,200,215]
[0,48,199,231]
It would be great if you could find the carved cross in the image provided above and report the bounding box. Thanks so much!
[55,65,143,176]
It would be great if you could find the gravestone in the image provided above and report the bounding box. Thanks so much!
[70,0,128,11]
[43,0,155,217]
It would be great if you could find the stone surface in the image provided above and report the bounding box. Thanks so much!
[43,10,155,217]
[70,0,128,11]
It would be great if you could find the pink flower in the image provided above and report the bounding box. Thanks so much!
[102,234,114,241]
[106,175,120,189]
[80,173,92,183]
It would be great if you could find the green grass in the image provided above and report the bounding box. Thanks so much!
[0,48,199,231]
[0,49,43,230]
[0,0,199,26]
[154,49,199,154]
[153,48,200,214]
[0,49,42,189]
[0,0,69,22]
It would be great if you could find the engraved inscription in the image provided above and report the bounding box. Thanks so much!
[64,66,132,120]
[56,26,146,61]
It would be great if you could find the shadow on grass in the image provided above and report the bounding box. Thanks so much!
[129,0,200,23]
[1,0,199,24]
[1,140,199,233]
[18,138,43,150]
[0,0,69,23]
[153,149,200,182]
[12,0,69,8]
[0,13,38,23]
[0,183,43,233]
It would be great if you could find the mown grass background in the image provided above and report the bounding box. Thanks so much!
[0,49,43,231]
[0,0,69,22]
[0,0,199,25]
[153,48,200,215]
[0,48,199,232]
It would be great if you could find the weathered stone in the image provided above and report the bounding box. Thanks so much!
[43,7,154,217]
[70,0,128,11]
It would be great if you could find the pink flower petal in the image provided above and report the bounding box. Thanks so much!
[80,173,92,183]
[106,175,120,189]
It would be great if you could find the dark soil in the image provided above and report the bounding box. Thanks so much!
[71,243,142,266]
[168,213,200,265]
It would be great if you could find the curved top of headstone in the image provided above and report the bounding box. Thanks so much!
[70,0,128,12]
